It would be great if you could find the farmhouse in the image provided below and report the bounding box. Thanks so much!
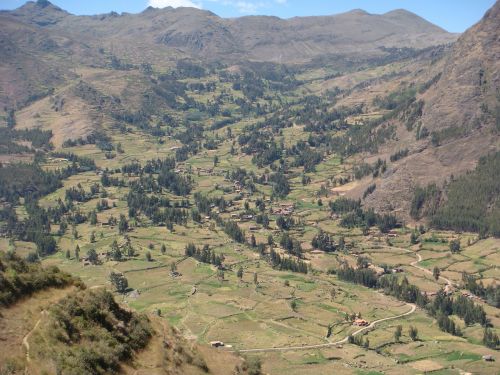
[353,319,369,326]
[210,341,225,348]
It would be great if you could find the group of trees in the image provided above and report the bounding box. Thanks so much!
[280,233,303,258]
[311,230,336,252]
[353,158,386,180]
[269,248,308,273]
[333,201,399,233]
[337,264,492,343]
[336,266,378,288]
[127,187,188,227]
[0,127,53,154]
[223,220,246,243]
[462,273,500,308]
[412,152,500,237]
[185,244,224,267]
[109,271,128,293]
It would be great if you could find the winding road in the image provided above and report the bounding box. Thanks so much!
[228,246,449,353]
[232,303,417,353]
[377,245,453,287]
[409,251,453,287]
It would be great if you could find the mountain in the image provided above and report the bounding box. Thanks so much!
[360,0,500,218]
[4,1,456,64]
[0,1,457,112]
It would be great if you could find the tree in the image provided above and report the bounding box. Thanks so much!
[124,236,135,257]
[394,325,402,342]
[253,272,258,285]
[65,249,70,259]
[90,231,96,243]
[433,266,441,281]
[217,269,225,282]
[311,230,336,252]
[409,326,418,341]
[338,236,345,251]
[450,239,461,253]
[357,256,370,269]
[330,288,336,301]
[326,324,333,338]
[87,248,98,265]
[161,244,166,254]
[119,214,129,234]
[410,231,419,244]
[89,210,98,225]
[75,245,80,261]
[110,240,122,261]
[26,252,39,263]
[246,357,262,375]
[363,338,370,348]
[250,234,256,248]
[237,266,243,280]
[267,235,274,246]
[109,272,128,294]
[145,251,152,262]
[290,299,297,311]
[483,327,500,349]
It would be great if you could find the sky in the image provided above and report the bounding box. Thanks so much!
[0,0,496,32]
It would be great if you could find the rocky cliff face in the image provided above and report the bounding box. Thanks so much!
[362,1,499,218]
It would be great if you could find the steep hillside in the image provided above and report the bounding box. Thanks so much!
[359,1,500,217]
[0,253,249,375]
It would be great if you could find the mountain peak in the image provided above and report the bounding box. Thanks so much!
[344,9,370,16]
[11,0,69,26]
[383,8,417,17]
[32,0,64,12]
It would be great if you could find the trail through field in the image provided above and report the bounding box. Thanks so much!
[23,311,47,362]
[379,245,454,287]
[410,251,453,286]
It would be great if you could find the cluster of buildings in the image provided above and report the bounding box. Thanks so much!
[271,203,295,216]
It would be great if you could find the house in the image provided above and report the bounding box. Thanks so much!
[482,355,494,362]
[310,250,324,255]
[368,264,385,276]
[210,341,225,348]
[353,319,369,327]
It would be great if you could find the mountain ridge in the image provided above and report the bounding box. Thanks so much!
[2,0,457,64]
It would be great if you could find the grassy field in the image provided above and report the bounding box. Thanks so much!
[2,60,498,375]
